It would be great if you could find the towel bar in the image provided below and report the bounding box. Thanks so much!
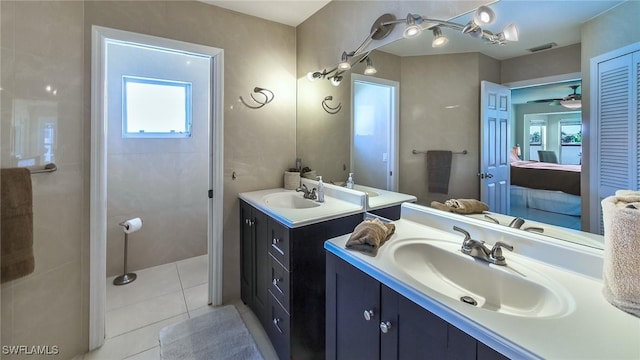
[29,163,57,174]
[412,149,467,155]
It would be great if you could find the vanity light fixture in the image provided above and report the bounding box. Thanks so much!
[363,57,377,75]
[337,51,352,70]
[307,4,517,86]
[431,27,449,48]
[403,14,423,38]
[330,75,343,87]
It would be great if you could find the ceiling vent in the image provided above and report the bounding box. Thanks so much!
[527,42,558,53]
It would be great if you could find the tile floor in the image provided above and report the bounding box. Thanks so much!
[80,255,278,360]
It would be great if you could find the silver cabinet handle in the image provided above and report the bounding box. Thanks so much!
[272,238,280,244]
[273,318,284,334]
[363,310,374,321]
[380,321,392,334]
[245,219,254,226]
[272,277,281,286]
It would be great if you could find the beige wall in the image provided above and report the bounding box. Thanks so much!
[399,53,500,205]
[1,1,296,358]
[1,1,87,358]
[501,43,581,84]
[580,0,640,231]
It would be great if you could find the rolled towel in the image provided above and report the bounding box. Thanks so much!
[435,198,489,214]
[601,194,640,317]
[345,218,395,256]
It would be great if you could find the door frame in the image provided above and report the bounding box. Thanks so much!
[90,26,224,349]
[350,74,399,191]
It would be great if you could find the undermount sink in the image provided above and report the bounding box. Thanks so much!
[387,238,572,318]
[262,192,321,209]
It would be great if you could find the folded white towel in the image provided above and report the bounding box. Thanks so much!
[601,193,640,317]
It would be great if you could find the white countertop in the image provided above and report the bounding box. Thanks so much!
[325,203,640,359]
[303,179,417,211]
[238,187,365,228]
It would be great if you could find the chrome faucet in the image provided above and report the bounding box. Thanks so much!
[296,184,317,200]
[508,217,545,234]
[508,217,526,229]
[453,226,513,266]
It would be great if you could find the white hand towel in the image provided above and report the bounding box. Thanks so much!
[601,193,640,317]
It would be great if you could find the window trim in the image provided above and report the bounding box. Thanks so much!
[122,75,192,138]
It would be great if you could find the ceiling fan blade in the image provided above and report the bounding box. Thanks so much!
[527,98,561,103]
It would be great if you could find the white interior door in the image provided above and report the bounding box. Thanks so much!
[351,74,399,191]
[480,80,511,213]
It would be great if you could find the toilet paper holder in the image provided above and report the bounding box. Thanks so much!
[114,218,143,286]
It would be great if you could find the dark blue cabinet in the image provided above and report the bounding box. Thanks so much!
[326,252,509,360]
[241,200,363,359]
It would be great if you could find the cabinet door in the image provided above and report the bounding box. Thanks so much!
[240,201,253,307]
[326,253,381,360]
[381,285,452,360]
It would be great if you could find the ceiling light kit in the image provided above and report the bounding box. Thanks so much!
[307,5,519,85]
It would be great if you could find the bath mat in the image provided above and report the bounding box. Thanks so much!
[159,305,264,360]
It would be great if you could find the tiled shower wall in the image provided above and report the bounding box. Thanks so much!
[1,1,87,358]
[1,1,296,358]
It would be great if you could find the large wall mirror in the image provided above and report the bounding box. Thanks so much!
[297,0,633,250]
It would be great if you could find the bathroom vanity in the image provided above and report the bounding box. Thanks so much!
[239,186,366,359]
[325,204,640,359]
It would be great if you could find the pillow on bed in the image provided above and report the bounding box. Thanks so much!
[510,149,520,163]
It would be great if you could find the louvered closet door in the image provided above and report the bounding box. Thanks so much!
[594,51,640,234]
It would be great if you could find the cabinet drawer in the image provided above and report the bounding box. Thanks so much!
[268,219,290,270]
[267,295,291,360]
[269,255,290,311]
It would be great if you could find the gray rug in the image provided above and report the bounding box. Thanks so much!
[159,305,264,360]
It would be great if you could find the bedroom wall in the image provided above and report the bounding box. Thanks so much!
[513,102,581,161]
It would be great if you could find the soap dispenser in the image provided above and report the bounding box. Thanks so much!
[316,176,325,203]
[346,173,354,189]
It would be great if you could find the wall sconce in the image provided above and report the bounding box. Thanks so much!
[322,96,342,114]
[239,87,274,109]
[306,4,518,85]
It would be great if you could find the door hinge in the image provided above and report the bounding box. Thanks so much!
[208,189,213,199]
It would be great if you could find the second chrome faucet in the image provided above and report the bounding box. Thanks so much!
[453,226,513,266]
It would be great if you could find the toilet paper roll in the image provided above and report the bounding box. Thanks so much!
[121,217,143,234]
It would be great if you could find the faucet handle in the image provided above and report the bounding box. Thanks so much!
[453,226,471,241]
[490,241,514,260]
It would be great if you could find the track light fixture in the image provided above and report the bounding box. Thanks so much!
[431,27,448,48]
[307,5,518,85]
[364,57,377,75]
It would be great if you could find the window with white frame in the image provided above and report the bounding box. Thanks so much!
[528,120,546,161]
[560,120,582,164]
[122,76,192,138]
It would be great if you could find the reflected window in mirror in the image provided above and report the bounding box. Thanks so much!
[528,120,546,161]
[560,121,582,165]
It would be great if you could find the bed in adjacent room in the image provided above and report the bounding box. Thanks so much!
[509,155,582,229]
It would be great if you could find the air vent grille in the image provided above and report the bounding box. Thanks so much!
[527,42,558,53]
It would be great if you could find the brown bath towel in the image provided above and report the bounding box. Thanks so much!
[427,151,452,194]
[1,168,35,283]
[345,218,395,256]
[430,199,489,215]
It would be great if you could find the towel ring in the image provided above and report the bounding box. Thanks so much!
[239,87,274,109]
[322,96,341,114]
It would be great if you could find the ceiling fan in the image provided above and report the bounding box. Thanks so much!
[528,85,582,109]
